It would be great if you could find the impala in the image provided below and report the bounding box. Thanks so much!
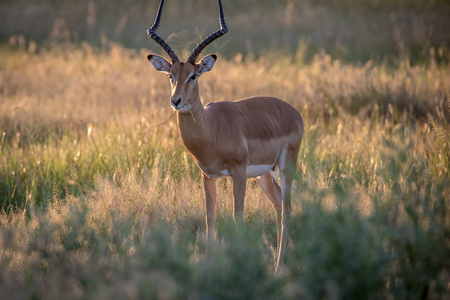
[147,0,303,273]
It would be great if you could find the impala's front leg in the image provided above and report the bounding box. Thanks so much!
[203,173,217,258]
[231,166,247,225]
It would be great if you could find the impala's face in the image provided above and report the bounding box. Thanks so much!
[148,54,217,113]
[168,62,198,112]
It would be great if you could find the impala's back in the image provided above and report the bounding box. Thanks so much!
[204,96,303,178]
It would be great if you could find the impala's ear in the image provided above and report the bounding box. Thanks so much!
[148,54,172,73]
[197,54,217,76]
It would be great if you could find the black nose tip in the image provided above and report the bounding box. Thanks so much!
[171,97,181,107]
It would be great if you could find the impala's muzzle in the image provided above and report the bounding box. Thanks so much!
[171,97,182,109]
[171,96,192,112]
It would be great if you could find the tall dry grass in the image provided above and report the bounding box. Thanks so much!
[2,0,449,64]
[1,0,449,298]
[1,43,448,208]
[0,43,449,298]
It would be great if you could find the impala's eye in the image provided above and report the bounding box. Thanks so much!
[189,74,197,82]
[168,74,174,82]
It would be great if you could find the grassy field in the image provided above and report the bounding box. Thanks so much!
[2,0,450,63]
[1,0,450,299]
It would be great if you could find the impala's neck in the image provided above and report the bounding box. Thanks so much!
[176,100,205,129]
[176,95,213,157]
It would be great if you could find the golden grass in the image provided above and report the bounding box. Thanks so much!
[1,43,449,206]
[0,43,449,298]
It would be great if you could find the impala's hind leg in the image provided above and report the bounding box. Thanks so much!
[256,172,282,249]
[275,146,298,274]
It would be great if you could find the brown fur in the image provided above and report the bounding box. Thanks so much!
[149,56,303,274]
[178,96,303,177]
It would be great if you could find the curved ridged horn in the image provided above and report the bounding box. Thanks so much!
[147,0,180,64]
[187,0,228,64]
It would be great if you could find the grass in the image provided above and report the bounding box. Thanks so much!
[1,0,450,298]
[2,0,449,64]
[0,44,449,299]
[1,44,448,209]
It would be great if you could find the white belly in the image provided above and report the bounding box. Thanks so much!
[246,164,273,178]
[203,164,273,179]
[204,169,231,179]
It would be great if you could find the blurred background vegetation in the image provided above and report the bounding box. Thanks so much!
[0,0,449,299]
[1,0,449,64]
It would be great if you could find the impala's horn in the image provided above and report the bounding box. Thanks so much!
[147,0,180,64]
[186,0,228,64]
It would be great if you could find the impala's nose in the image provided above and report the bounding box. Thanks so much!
[171,97,182,109]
